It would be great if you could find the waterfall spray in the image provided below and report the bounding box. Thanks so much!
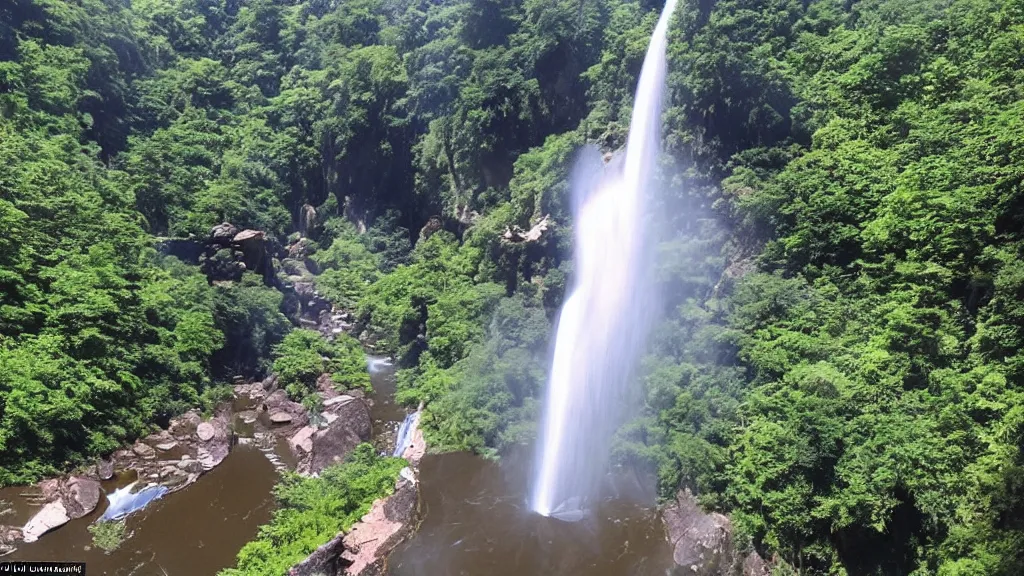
[530,0,677,520]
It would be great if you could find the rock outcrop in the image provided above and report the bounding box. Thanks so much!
[502,214,550,244]
[664,489,772,576]
[261,390,310,437]
[21,474,104,543]
[299,397,371,475]
[339,478,419,576]
[22,501,69,543]
[289,399,425,576]
[63,477,101,519]
[664,489,733,575]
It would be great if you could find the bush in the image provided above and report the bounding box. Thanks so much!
[88,520,126,552]
[272,330,371,404]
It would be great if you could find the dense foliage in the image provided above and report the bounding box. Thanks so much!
[272,329,371,404]
[3,0,1024,573]
[219,444,405,576]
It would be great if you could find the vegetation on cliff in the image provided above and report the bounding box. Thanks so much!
[2,0,1024,572]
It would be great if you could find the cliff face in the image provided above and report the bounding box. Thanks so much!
[663,489,772,576]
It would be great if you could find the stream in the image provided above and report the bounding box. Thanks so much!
[1,357,674,575]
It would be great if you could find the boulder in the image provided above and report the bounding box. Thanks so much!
[0,524,22,555]
[195,414,231,470]
[62,477,101,519]
[664,489,734,576]
[211,222,239,245]
[200,247,245,282]
[132,443,156,459]
[289,426,317,455]
[196,422,215,442]
[177,459,204,474]
[0,525,22,557]
[743,551,771,576]
[22,501,69,543]
[97,459,114,481]
[156,441,178,451]
[270,411,293,424]
[170,410,201,438]
[302,398,371,475]
[262,390,309,436]
[233,230,270,279]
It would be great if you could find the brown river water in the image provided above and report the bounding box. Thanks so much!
[1,357,674,576]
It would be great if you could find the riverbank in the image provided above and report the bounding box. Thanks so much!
[0,353,419,574]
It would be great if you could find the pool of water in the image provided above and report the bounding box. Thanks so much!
[2,444,277,575]
[388,449,674,576]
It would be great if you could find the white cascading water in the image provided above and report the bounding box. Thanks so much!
[530,0,677,520]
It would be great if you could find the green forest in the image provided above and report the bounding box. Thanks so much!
[2,0,1024,573]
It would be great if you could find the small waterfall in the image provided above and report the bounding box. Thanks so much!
[530,0,677,519]
[252,432,289,473]
[393,410,421,458]
[99,482,169,522]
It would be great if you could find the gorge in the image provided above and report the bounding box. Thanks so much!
[3,0,1024,573]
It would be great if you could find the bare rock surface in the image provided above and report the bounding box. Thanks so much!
[664,489,733,575]
[132,442,156,459]
[299,397,371,475]
[196,422,215,442]
[97,459,114,481]
[22,501,69,543]
[62,477,101,519]
[340,478,419,575]
[290,426,317,454]
[270,411,293,424]
[259,390,310,438]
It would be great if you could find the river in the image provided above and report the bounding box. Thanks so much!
[1,358,673,575]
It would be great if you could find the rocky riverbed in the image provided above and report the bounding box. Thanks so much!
[0,357,415,572]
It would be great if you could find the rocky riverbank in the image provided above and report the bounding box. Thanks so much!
[290,412,426,576]
[662,489,773,576]
[0,368,380,556]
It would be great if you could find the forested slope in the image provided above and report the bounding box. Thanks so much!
[2,0,1023,573]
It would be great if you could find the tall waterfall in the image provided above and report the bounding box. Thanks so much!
[530,0,677,520]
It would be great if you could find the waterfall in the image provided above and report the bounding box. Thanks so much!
[99,482,169,522]
[530,0,677,520]
[393,410,421,458]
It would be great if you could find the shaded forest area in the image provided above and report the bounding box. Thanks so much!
[2,0,1024,573]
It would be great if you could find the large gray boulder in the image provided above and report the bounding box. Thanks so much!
[63,476,101,519]
[211,222,239,245]
[196,412,232,471]
[664,489,734,575]
[22,501,69,543]
[300,398,371,475]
